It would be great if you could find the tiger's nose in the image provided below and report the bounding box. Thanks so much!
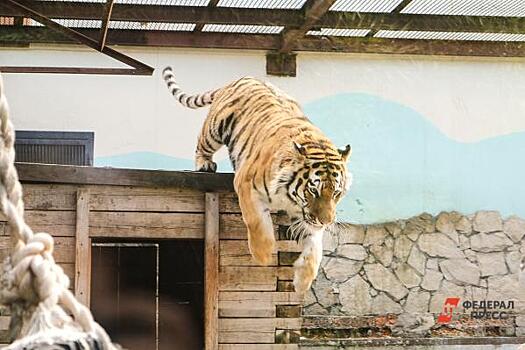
[318,213,335,225]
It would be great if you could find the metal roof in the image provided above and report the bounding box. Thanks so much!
[307,28,370,37]
[202,24,284,34]
[376,30,525,42]
[1,0,525,68]
[402,0,525,17]
[330,0,404,13]
[217,0,307,9]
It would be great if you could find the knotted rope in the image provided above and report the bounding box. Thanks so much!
[0,74,119,349]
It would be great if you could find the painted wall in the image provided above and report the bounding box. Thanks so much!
[1,45,525,223]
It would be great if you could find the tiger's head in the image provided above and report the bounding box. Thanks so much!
[286,141,352,227]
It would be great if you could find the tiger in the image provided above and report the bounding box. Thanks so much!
[162,67,352,293]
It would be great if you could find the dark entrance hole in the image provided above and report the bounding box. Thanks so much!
[91,239,204,350]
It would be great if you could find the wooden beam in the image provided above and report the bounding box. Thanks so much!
[392,0,413,13]
[15,163,236,192]
[294,36,525,57]
[204,193,219,350]
[98,0,114,50]
[319,12,525,34]
[0,67,149,75]
[3,27,525,58]
[280,0,337,53]
[74,188,91,307]
[266,52,297,76]
[195,0,220,32]
[1,0,153,75]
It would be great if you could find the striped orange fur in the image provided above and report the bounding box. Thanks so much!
[163,67,352,292]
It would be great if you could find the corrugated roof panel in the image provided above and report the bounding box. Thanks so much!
[217,0,307,9]
[375,30,525,41]
[109,21,196,30]
[25,18,102,28]
[402,0,525,17]
[307,28,370,37]
[114,0,209,5]
[0,17,15,25]
[330,0,404,12]
[202,24,284,34]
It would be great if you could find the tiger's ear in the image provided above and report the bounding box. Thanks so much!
[293,141,307,156]
[338,144,351,162]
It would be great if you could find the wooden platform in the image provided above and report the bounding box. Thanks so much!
[0,163,303,349]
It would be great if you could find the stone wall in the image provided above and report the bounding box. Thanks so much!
[303,211,525,338]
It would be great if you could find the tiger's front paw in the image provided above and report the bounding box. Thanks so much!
[248,232,275,266]
[196,159,217,173]
[293,254,318,293]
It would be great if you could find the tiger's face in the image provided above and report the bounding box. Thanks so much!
[287,143,352,227]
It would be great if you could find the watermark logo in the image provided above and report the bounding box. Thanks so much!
[436,297,515,323]
[437,297,461,324]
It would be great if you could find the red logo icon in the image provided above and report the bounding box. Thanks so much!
[437,297,461,324]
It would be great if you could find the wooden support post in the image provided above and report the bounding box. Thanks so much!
[75,188,91,307]
[205,193,219,350]
[266,52,297,77]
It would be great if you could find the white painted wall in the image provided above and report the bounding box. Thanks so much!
[1,45,525,162]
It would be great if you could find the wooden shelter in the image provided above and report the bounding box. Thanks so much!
[1,0,524,76]
[0,163,303,349]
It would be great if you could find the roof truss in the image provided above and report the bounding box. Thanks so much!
[0,0,524,76]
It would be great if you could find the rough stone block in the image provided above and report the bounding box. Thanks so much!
[323,257,363,283]
[477,252,508,276]
[364,225,388,246]
[421,269,443,291]
[340,275,372,315]
[394,235,413,262]
[503,215,525,243]
[470,232,514,252]
[473,210,503,233]
[364,263,409,301]
[407,245,426,274]
[418,233,464,258]
[439,258,480,286]
[371,293,403,314]
[394,263,422,288]
[337,244,367,261]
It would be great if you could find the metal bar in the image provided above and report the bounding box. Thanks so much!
[1,0,153,75]
[280,0,337,53]
[99,0,114,50]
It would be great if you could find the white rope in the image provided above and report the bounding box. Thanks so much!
[0,74,119,349]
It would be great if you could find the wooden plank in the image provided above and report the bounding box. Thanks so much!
[219,266,293,291]
[220,241,301,266]
[89,190,204,212]
[16,163,235,192]
[219,299,275,318]
[89,212,204,238]
[22,184,77,210]
[219,292,302,304]
[75,188,91,307]
[220,214,281,240]
[0,210,76,237]
[0,236,74,263]
[218,318,301,344]
[218,192,241,213]
[205,193,219,350]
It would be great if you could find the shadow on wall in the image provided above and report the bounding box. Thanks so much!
[96,93,525,224]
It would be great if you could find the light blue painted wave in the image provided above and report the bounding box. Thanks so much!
[95,151,233,172]
[304,93,525,224]
[95,93,525,224]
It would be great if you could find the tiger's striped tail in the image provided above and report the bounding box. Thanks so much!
[162,66,216,109]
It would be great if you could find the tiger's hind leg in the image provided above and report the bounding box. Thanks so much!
[195,114,222,172]
[236,179,275,265]
[293,227,324,293]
